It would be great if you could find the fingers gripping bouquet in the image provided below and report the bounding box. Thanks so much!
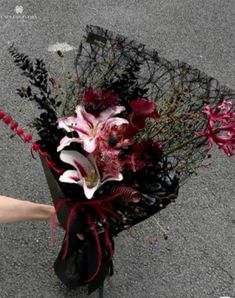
[0,25,234,294]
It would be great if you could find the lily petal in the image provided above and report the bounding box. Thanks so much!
[57,136,81,152]
[83,137,98,153]
[59,150,102,199]
[58,116,78,132]
[101,172,123,183]
[82,178,100,199]
[105,117,129,128]
[98,106,125,121]
[60,150,93,176]
[75,105,96,129]
[59,170,80,183]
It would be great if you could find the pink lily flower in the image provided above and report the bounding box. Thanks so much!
[59,150,123,199]
[57,105,128,153]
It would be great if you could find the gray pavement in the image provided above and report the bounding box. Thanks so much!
[0,1,234,297]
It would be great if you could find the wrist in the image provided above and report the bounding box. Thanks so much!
[35,204,54,221]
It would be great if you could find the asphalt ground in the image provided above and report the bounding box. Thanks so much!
[0,1,234,297]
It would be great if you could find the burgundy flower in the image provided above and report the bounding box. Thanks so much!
[130,98,160,120]
[126,98,160,138]
[197,99,235,156]
[82,88,118,112]
[125,140,163,172]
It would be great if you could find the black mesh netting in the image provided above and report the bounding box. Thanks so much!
[74,25,234,183]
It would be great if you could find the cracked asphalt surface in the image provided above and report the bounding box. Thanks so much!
[0,1,234,297]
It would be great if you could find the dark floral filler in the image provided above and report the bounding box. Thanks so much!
[1,25,234,295]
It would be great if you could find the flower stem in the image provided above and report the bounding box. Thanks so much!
[163,135,201,156]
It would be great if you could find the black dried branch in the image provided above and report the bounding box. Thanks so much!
[8,44,57,112]
[102,64,148,106]
[9,44,62,147]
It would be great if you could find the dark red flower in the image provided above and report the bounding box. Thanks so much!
[126,98,160,137]
[125,140,163,172]
[130,98,160,120]
[82,88,118,112]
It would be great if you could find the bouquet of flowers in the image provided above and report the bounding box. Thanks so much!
[0,26,234,295]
